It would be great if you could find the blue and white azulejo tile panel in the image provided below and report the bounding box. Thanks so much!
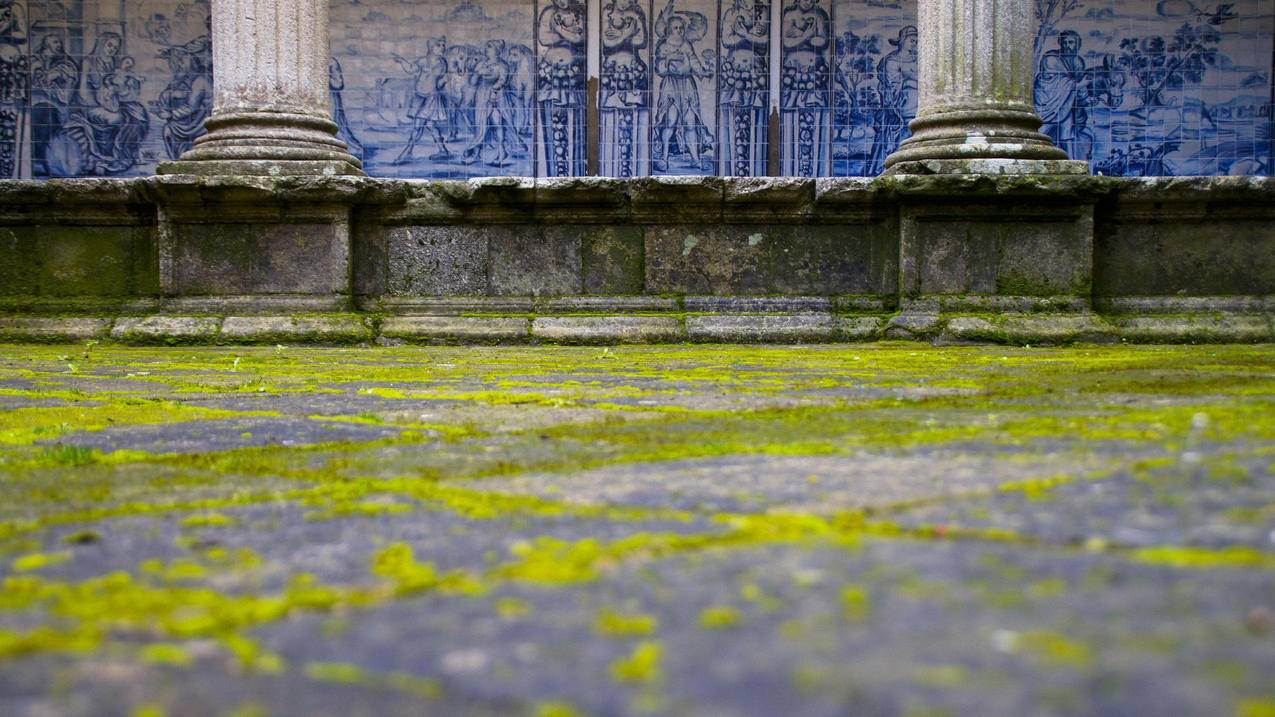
[0,0,211,179]
[3,0,1271,178]
[329,0,544,178]
[1032,0,1273,176]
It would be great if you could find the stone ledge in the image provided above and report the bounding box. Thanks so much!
[531,316,683,344]
[220,315,372,343]
[0,310,1271,345]
[0,316,112,342]
[686,313,838,343]
[381,316,531,343]
[111,316,221,344]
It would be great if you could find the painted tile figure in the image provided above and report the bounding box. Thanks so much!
[45,31,151,176]
[719,0,770,176]
[31,33,78,174]
[537,0,587,176]
[393,37,453,164]
[652,0,715,173]
[329,56,364,160]
[781,0,831,177]
[153,36,211,159]
[463,39,529,167]
[599,0,649,177]
[1032,30,1124,162]
[865,24,916,175]
[0,0,30,178]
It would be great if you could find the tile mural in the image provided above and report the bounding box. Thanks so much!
[0,0,211,178]
[1,0,1270,178]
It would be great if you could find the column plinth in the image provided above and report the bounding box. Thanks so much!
[159,0,363,176]
[885,0,1087,175]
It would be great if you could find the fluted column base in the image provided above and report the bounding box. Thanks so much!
[884,103,1086,175]
[158,111,364,177]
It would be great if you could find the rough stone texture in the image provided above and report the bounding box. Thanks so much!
[885,311,943,340]
[945,314,1119,344]
[489,228,583,297]
[531,316,682,344]
[380,316,531,342]
[383,227,489,296]
[581,226,645,295]
[1095,197,1275,297]
[686,314,837,343]
[0,317,110,342]
[169,221,350,296]
[900,202,1093,297]
[1111,315,1275,343]
[645,224,897,296]
[837,316,884,340]
[111,316,221,342]
[219,316,372,343]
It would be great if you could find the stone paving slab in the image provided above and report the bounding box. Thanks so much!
[0,344,1272,717]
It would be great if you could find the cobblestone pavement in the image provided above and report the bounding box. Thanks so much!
[0,343,1273,717]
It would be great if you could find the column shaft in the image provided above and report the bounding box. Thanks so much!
[885,0,1085,174]
[160,0,363,176]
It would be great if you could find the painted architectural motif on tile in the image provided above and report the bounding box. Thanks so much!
[718,0,771,176]
[0,0,211,179]
[780,0,833,176]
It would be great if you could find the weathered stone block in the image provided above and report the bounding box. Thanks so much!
[837,316,884,340]
[943,314,1117,344]
[582,226,644,294]
[0,226,36,295]
[112,316,221,343]
[900,202,1093,297]
[220,316,372,343]
[384,226,488,296]
[532,316,681,344]
[490,228,582,296]
[0,317,111,342]
[1095,218,1275,297]
[380,316,531,342]
[686,314,836,343]
[645,224,896,295]
[169,222,347,296]
[1111,315,1274,343]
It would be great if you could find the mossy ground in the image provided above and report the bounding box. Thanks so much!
[0,343,1273,716]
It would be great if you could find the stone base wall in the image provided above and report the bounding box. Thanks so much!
[0,175,1272,344]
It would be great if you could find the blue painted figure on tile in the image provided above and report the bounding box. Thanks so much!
[652,1,715,173]
[0,0,29,178]
[781,0,831,177]
[600,0,649,177]
[1033,30,1124,162]
[329,56,364,160]
[153,37,211,160]
[393,37,453,164]
[537,0,586,176]
[463,39,529,168]
[719,0,770,176]
[47,31,150,176]
[31,33,78,176]
[866,25,915,175]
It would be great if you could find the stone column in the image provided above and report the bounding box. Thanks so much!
[159,0,363,176]
[884,0,1087,174]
